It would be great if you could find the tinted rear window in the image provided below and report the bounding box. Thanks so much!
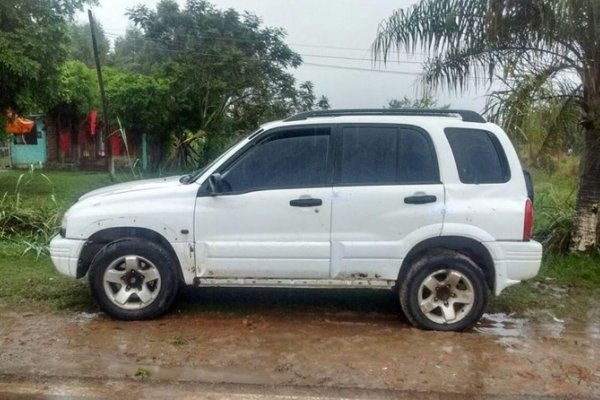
[444,128,510,184]
[338,126,439,185]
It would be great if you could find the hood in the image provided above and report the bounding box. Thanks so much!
[79,176,184,201]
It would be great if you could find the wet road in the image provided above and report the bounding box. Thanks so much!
[0,288,599,399]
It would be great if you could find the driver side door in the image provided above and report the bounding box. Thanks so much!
[194,126,333,279]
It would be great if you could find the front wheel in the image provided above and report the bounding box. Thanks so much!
[399,251,488,331]
[89,238,179,320]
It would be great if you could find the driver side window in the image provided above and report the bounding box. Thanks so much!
[222,127,331,193]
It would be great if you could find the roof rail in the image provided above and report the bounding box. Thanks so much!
[284,108,486,123]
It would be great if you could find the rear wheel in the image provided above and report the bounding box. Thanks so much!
[89,238,179,320]
[399,250,488,331]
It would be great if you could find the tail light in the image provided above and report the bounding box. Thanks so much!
[523,199,533,241]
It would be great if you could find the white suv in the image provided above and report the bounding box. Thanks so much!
[50,109,542,331]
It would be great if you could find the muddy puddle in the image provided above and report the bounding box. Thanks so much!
[1,288,599,398]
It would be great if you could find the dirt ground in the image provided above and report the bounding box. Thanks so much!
[0,287,599,399]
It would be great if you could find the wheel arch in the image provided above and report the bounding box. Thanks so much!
[76,227,183,282]
[399,236,495,291]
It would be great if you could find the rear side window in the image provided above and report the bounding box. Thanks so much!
[444,128,510,184]
[337,126,439,185]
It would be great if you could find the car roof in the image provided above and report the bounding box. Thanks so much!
[261,115,498,132]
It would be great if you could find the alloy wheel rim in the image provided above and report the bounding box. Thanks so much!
[102,255,162,310]
[417,268,475,325]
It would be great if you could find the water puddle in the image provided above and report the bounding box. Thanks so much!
[476,312,570,338]
[476,313,528,337]
[70,312,102,325]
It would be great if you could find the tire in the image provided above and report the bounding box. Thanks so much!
[88,238,179,320]
[399,250,488,331]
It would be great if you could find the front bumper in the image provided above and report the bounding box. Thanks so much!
[49,235,86,278]
[491,240,543,295]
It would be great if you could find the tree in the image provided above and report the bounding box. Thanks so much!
[487,81,582,167]
[103,68,170,139]
[68,22,110,68]
[317,96,331,111]
[125,0,327,165]
[0,0,92,113]
[110,28,152,74]
[53,60,99,115]
[386,94,449,109]
[373,0,600,252]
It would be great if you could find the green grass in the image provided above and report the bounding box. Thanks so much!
[0,241,94,311]
[0,169,130,312]
[0,169,130,208]
[488,253,600,320]
[2,241,598,320]
[528,157,579,252]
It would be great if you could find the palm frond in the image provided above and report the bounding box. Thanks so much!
[373,0,588,90]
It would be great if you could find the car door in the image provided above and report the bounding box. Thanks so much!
[330,124,445,280]
[194,126,334,279]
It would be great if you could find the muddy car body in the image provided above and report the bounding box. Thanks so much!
[50,109,542,330]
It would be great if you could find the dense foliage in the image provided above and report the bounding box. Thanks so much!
[121,0,328,165]
[54,0,329,168]
[0,0,92,112]
[1,0,329,169]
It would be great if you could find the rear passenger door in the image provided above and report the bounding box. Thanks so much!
[330,125,445,280]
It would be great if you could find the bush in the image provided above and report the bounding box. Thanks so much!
[533,184,576,253]
[0,168,60,255]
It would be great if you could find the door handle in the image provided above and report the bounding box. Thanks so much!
[404,195,437,204]
[289,198,323,207]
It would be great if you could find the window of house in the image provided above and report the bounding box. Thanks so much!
[13,123,38,145]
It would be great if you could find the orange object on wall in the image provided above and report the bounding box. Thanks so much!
[5,117,34,135]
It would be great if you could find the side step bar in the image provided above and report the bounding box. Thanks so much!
[192,278,395,289]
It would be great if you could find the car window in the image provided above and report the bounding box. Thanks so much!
[444,128,510,184]
[397,128,439,183]
[223,127,331,192]
[337,126,438,185]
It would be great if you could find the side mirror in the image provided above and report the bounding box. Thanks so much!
[207,173,223,195]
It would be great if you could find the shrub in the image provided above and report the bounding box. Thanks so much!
[533,184,576,253]
[0,167,60,255]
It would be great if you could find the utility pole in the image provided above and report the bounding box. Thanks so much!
[88,10,113,177]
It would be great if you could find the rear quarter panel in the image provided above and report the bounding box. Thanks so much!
[431,122,528,241]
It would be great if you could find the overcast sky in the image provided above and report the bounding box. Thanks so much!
[79,0,491,111]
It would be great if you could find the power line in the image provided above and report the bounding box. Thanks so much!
[104,31,426,68]
[101,29,493,82]
[102,28,429,57]
[303,62,422,76]
[288,42,428,57]
[301,53,422,64]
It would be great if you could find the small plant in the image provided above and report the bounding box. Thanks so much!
[110,117,144,180]
[0,166,61,256]
[169,335,188,346]
[134,367,150,379]
[534,184,576,253]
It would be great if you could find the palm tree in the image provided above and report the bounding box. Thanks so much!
[373,0,600,252]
